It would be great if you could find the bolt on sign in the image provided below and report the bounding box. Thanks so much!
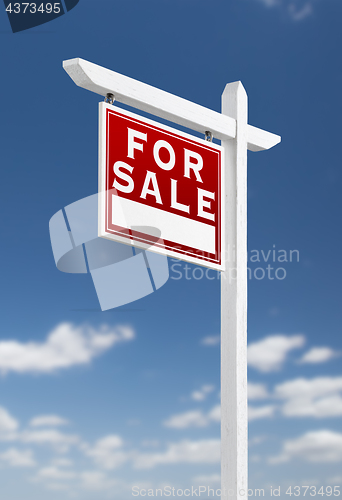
[98,104,225,270]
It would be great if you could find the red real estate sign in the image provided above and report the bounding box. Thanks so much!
[98,103,224,270]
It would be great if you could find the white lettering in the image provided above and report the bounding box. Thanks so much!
[127,128,147,159]
[184,149,203,182]
[171,179,189,213]
[198,188,215,221]
[113,161,134,193]
[153,140,175,170]
[140,171,163,204]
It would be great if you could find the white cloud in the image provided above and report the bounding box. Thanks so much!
[248,382,269,400]
[80,470,117,490]
[51,458,74,467]
[275,376,342,418]
[21,429,80,452]
[0,407,81,452]
[328,476,342,485]
[0,406,19,433]
[0,323,135,375]
[133,439,220,469]
[298,347,339,364]
[282,394,342,418]
[247,334,305,372]
[164,410,209,429]
[200,335,220,346]
[208,404,221,422]
[249,405,276,421]
[192,474,220,484]
[37,466,76,480]
[0,448,36,467]
[164,400,274,428]
[29,415,69,428]
[44,482,70,491]
[249,436,267,446]
[275,377,342,399]
[163,403,221,429]
[141,440,160,448]
[85,435,130,470]
[269,430,342,464]
[34,465,119,493]
[191,385,215,401]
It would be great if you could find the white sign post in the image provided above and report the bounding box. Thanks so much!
[221,82,249,500]
[63,58,280,500]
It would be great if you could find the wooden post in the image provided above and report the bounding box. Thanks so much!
[221,82,248,500]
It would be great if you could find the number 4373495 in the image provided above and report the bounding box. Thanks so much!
[5,3,61,14]
[286,486,340,496]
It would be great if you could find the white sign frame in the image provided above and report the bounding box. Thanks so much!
[98,103,225,271]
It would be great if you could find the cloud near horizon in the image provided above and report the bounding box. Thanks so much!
[191,384,215,401]
[298,347,340,364]
[133,438,220,469]
[269,429,342,464]
[163,399,275,428]
[275,376,342,418]
[0,322,135,375]
[0,406,19,433]
[203,333,313,373]
[247,334,305,372]
[0,448,36,468]
[29,415,70,428]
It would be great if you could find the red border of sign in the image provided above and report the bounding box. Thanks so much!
[98,103,225,271]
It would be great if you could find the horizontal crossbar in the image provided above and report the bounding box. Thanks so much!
[63,58,280,152]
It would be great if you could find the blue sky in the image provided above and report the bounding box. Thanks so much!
[0,0,342,498]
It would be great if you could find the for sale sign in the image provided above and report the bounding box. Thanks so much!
[98,103,224,270]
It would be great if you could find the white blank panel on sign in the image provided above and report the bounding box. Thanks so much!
[111,196,216,255]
